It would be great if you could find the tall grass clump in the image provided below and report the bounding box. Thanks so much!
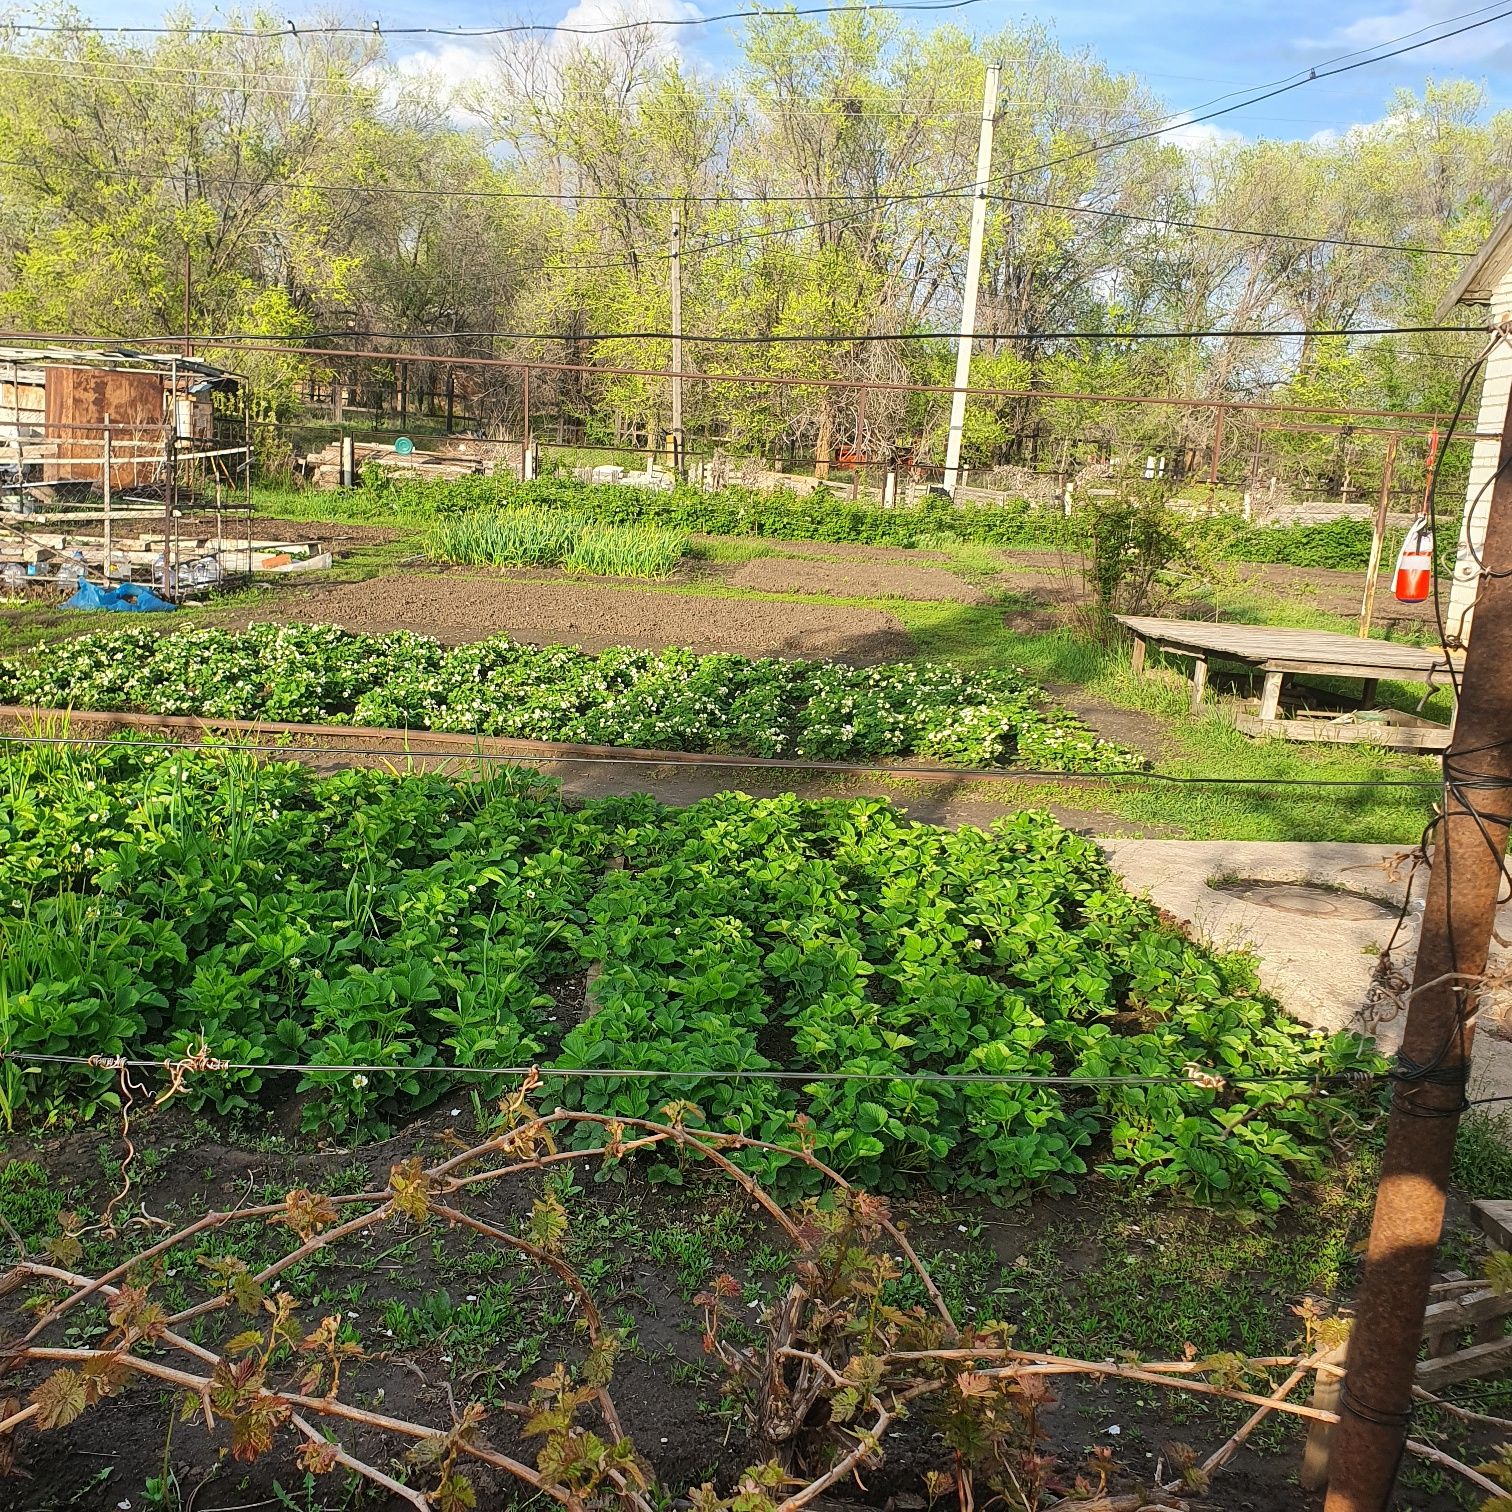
[563,520,686,578]
[427,507,687,577]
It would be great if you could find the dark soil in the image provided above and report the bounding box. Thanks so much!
[698,537,953,567]
[721,556,990,604]
[229,573,916,662]
[0,1105,1491,1512]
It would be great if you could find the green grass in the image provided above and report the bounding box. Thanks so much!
[895,602,1440,843]
[1452,1111,1512,1200]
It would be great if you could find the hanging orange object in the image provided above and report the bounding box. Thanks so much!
[1393,519,1435,603]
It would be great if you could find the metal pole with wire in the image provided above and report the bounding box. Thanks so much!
[1323,378,1512,1512]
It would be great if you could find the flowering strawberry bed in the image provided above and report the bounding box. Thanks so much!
[0,624,1142,770]
[0,742,1379,1207]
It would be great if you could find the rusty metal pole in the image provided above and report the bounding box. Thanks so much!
[1358,432,1399,637]
[1208,403,1227,491]
[1323,388,1512,1512]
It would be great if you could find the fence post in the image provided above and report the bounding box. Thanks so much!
[521,366,531,480]
[1358,432,1399,638]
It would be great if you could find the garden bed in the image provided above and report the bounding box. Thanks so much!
[0,624,1138,770]
[235,573,920,660]
[0,742,1373,1202]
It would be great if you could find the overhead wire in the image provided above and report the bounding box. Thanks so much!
[0,1047,1385,1093]
[0,0,992,38]
[0,153,1472,261]
[23,322,1490,348]
[0,1,1502,277]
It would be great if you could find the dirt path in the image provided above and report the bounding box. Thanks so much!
[230,571,916,661]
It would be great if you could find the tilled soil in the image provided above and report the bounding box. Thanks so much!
[707,535,952,565]
[723,555,991,603]
[234,572,916,661]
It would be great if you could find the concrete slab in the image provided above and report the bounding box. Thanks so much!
[1100,839,1512,1103]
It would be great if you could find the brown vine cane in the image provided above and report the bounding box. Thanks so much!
[0,1077,1503,1510]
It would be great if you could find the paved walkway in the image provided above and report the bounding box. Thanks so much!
[1101,839,1512,1103]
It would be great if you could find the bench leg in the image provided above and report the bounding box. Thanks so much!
[1130,636,1147,677]
[1360,678,1378,708]
[1258,670,1284,723]
[1189,656,1209,716]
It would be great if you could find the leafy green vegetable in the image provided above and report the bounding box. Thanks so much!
[0,743,1382,1207]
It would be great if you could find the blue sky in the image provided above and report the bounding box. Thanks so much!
[51,0,1512,139]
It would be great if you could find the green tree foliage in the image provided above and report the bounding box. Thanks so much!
[0,8,1504,460]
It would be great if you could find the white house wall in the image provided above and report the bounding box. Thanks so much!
[1448,265,1512,644]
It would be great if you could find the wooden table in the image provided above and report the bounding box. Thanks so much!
[1117,615,1462,748]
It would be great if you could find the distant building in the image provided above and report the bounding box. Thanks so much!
[0,345,240,493]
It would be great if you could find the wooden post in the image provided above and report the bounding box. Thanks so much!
[1323,383,1512,1512]
[1359,432,1399,637]
[1129,635,1147,678]
[1258,670,1284,723]
[1189,656,1209,715]
[1208,403,1227,489]
[398,362,408,434]
[445,369,455,435]
[1300,1346,1348,1490]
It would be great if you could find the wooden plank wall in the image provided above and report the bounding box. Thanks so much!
[42,365,165,490]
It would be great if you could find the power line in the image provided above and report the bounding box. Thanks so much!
[0,153,1470,260]
[669,0,1512,266]
[97,322,1490,344]
[0,1048,1382,1093]
[1,1,1500,277]
[0,0,990,39]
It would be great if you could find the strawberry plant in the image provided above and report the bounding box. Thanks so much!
[0,624,1141,773]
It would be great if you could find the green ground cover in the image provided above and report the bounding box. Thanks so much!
[0,623,1140,771]
[0,743,1379,1207]
[282,472,1445,572]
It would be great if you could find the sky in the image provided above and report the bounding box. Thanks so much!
[32,0,1512,141]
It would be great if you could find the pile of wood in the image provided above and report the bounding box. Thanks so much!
[301,438,522,490]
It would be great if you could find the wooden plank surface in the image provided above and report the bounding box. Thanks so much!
[1234,712,1453,750]
[1118,615,1460,678]
[1415,1335,1512,1390]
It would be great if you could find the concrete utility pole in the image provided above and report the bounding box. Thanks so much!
[1323,382,1512,1512]
[670,206,684,473]
[941,61,999,497]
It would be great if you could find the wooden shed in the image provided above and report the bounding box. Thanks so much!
[0,347,235,493]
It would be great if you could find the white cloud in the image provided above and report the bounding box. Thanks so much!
[1301,1,1499,67]
[1163,114,1248,153]
[380,1,704,120]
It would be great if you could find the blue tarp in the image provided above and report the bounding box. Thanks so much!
[62,582,177,613]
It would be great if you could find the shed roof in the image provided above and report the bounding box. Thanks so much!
[1435,203,1512,319]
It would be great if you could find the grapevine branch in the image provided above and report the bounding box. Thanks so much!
[0,1079,1503,1510]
